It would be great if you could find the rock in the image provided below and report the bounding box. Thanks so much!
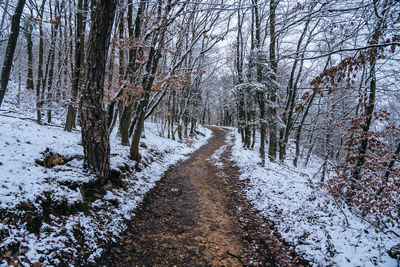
[388,243,400,259]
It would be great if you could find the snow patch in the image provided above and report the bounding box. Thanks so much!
[229,129,398,267]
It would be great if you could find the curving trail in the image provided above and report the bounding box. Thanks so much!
[101,127,308,266]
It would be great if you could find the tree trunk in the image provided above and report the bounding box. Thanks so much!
[130,2,172,161]
[24,14,34,91]
[106,11,124,130]
[177,119,183,141]
[279,17,311,161]
[235,0,246,145]
[65,0,87,131]
[352,0,388,180]
[0,0,9,36]
[119,0,145,144]
[293,90,316,167]
[107,10,126,135]
[244,115,251,149]
[294,56,330,167]
[36,12,44,124]
[46,9,59,123]
[383,141,400,182]
[167,94,172,138]
[251,125,256,150]
[0,0,26,108]
[171,90,176,140]
[252,0,266,165]
[17,63,21,105]
[120,104,133,145]
[80,0,116,183]
[61,8,70,102]
[190,117,196,137]
[109,106,119,134]
[268,0,278,162]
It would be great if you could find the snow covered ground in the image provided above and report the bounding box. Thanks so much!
[0,84,212,265]
[1,83,398,266]
[227,129,399,267]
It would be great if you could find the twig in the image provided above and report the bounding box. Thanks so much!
[226,251,242,260]
[312,162,325,180]
[325,182,350,227]
[354,213,400,238]
[332,195,350,227]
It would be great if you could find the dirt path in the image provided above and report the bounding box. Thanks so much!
[101,127,308,266]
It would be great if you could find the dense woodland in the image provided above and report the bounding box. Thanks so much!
[1,0,399,245]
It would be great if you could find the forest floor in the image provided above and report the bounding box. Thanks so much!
[100,127,308,266]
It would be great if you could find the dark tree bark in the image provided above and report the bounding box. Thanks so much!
[80,0,117,183]
[251,0,266,166]
[119,0,146,145]
[24,14,34,91]
[46,1,59,123]
[46,26,59,122]
[234,0,246,144]
[35,0,46,124]
[383,141,400,182]
[106,43,116,127]
[0,0,26,108]
[119,0,135,146]
[268,0,278,162]
[171,89,176,140]
[65,0,87,131]
[54,10,65,102]
[168,94,172,138]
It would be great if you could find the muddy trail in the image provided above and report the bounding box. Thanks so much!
[101,127,308,266]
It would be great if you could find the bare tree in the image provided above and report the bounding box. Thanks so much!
[268,0,278,161]
[65,0,88,131]
[0,0,26,107]
[79,0,117,183]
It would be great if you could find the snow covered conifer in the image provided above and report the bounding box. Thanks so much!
[233,49,282,165]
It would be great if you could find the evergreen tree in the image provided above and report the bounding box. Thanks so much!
[233,49,282,165]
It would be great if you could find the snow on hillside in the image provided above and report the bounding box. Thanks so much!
[0,86,212,265]
[228,129,398,267]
